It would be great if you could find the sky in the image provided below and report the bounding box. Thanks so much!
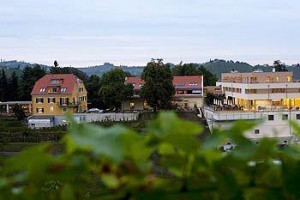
[0,0,299,67]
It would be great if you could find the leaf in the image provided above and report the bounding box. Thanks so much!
[102,174,119,189]
[60,183,75,200]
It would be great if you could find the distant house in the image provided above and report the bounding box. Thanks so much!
[122,76,204,111]
[31,74,88,116]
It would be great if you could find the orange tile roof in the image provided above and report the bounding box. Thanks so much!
[31,74,83,95]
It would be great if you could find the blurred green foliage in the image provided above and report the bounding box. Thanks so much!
[1,112,300,199]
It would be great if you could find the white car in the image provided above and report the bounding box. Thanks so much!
[87,108,103,113]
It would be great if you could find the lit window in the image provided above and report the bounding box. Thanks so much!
[50,107,54,112]
[61,87,67,92]
[130,102,135,109]
[39,88,46,92]
[287,76,292,82]
[36,108,44,113]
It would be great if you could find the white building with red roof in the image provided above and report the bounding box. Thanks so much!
[123,76,203,111]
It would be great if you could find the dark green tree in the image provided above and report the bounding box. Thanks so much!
[141,59,175,112]
[12,104,26,120]
[0,69,8,102]
[274,60,288,72]
[19,65,46,101]
[7,71,19,101]
[98,68,133,110]
[54,60,59,67]
[198,65,218,86]
[86,75,105,109]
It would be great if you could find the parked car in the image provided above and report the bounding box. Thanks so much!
[87,108,103,113]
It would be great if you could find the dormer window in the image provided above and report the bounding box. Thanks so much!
[61,87,67,92]
[39,88,46,92]
[189,82,198,86]
[50,79,61,84]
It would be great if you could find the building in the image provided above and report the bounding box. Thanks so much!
[31,74,88,116]
[0,101,32,116]
[122,76,204,111]
[203,71,300,142]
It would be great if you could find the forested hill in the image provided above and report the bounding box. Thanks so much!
[78,62,144,77]
[202,59,253,78]
[2,59,300,80]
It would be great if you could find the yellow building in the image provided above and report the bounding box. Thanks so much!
[31,74,88,115]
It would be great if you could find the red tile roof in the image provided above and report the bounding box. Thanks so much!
[31,74,83,95]
[173,76,203,90]
[125,77,145,91]
[125,76,203,90]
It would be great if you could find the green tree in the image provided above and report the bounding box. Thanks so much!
[12,104,26,120]
[198,65,218,86]
[86,75,105,109]
[141,59,175,112]
[99,68,133,110]
[19,65,46,101]
[274,60,288,72]
[0,69,8,102]
[7,71,19,101]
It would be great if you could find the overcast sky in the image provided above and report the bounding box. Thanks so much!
[0,0,299,67]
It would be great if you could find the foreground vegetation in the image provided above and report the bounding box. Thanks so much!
[1,112,300,199]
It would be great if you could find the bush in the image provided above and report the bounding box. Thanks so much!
[1,112,300,199]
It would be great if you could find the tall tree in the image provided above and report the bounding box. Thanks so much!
[19,65,46,101]
[0,69,8,102]
[98,69,133,110]
[141,59,175,112]
[274,60,288,72]
[54,60,59,67]
[7,71,19,101]
[86,75,105,109]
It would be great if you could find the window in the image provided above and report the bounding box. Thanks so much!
[48,97,56,103]
[287,76,292,82]
[130,102,135,109]
[36,108,44,113]
[268,115,274,121]
[282,114,288,120]
[61,87,67,92]
[50,79,61,84]
[36,98,44,103]
[39,88,46,92]
[296,114,300,120]
[50,106,54,112]
[52,87,58,93]
[254,129,260,134]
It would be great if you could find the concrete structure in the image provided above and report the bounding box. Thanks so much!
[204,71,300,142]
[123,76,204,111]
[0,101,32,116]
[31,74,88,115]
